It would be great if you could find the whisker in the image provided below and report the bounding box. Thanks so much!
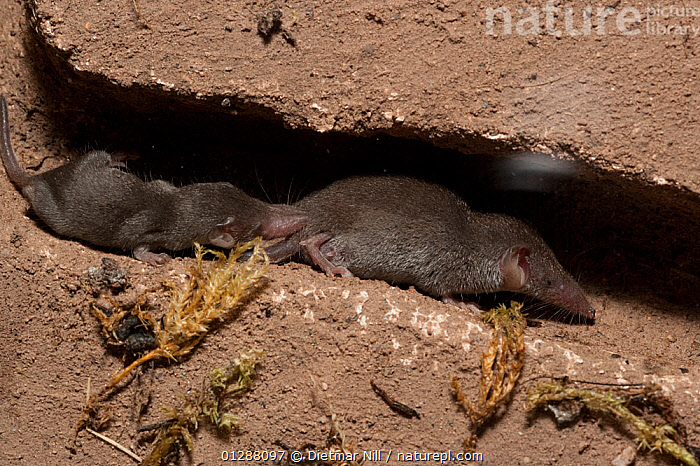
[254,165,272,203]
[286,176,295,205]
[570,246,597,262]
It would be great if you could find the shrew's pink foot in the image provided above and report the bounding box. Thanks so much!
[133,246,171,266]
[300,233,353,278]
[442,295,481,313]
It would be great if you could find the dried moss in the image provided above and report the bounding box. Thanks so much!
[79,239,267,436]
[526,380,699,466]
[452,301,526,452]
[142,349,264,466]
[108,239,268,388]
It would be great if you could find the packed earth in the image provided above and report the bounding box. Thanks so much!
[0,0,698,465]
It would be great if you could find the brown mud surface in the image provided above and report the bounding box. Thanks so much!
[0,0,699,465]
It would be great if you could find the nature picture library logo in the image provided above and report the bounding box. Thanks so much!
[484,2,700,37]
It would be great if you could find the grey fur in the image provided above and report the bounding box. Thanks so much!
[268,175,595,319]
[0,96,306,264]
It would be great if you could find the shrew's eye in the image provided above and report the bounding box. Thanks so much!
[546,280,552,286]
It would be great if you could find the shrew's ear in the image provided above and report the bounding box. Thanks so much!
[499,246,530,291]
[208,216,237,248]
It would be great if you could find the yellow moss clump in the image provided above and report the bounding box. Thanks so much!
[526,380,699,466]
[452,301,526,452]
[107,239,268,388]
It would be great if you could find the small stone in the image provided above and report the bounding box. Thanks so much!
[611,446,636,466]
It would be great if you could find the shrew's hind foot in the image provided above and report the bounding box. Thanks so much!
[300,233,353,278]
[133,246,171,266]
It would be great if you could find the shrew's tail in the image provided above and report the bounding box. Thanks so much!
[0,96,32,188]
